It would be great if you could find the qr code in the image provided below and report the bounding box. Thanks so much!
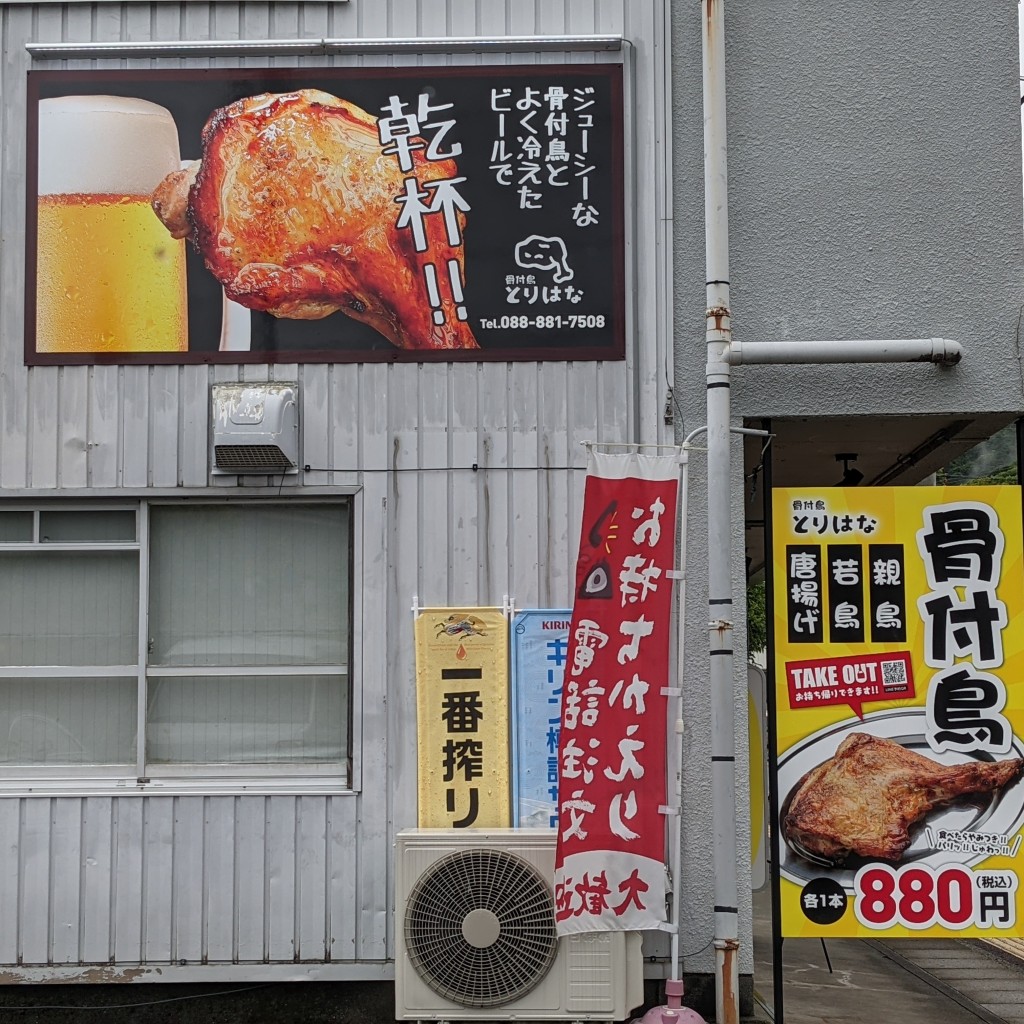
[881,659,908,690]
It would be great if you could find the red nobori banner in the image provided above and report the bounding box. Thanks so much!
[554,450,679,934]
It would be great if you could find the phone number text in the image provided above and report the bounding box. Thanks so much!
[479,315,608,330]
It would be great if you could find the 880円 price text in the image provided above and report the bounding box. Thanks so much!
[853,862,1019,931]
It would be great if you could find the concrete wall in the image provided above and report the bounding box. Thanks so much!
[675,0,1024,420]
[670,0,1024,996]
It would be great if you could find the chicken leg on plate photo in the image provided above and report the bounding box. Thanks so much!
[151,89,479,351]
[782,731,1024,865]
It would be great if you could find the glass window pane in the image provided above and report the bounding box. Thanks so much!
[0,552,139,665]
[0,677,137,765]
[148,504,349,667]
[146,674,346,764]
[0,512,33,543]
[39,510,136,543]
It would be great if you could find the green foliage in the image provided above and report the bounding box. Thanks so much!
[747,578,767,659]
[937,461,1018,486]
[964,463,1018,486]
[935,424,1017,486]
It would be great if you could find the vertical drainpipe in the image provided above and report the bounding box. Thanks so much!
[701,2,740,1024]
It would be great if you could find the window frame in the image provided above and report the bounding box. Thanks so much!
[0,497,354,792]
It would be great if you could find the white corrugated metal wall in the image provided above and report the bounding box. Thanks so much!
[0,0,672,978]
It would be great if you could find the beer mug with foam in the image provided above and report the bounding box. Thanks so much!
[35,95,188,354]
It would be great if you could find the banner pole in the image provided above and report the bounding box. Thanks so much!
[761,419,786,1024]
[668,443,691,989]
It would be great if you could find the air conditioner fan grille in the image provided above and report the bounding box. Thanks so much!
[404,847,558,1007]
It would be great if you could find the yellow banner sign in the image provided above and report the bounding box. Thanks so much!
[772,486,1024,938]
[415,608,511,828]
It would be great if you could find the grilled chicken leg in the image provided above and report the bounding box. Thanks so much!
[151,89,478,350]
[783,732,1024,863]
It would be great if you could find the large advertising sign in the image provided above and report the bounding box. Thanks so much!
[414,607,511,829]
[26,66,624,365]
[554,451,678,934]
[772,486,1024,939]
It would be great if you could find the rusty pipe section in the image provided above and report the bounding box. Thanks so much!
[727,337,962,366]
[715,938,740,1024]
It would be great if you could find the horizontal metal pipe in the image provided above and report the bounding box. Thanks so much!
[727,337,962,366]
[26,34,624,59]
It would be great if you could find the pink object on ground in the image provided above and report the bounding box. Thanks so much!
[631,980,708,1024]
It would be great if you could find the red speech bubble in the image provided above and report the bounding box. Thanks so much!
[785,651,915,718]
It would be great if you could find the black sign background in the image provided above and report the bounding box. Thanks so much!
[786,544,824,645]
[868,543,908,643]
[26,66,625,366]
[826,544,865,644]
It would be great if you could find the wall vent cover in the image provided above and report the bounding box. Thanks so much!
[211,384,299,475]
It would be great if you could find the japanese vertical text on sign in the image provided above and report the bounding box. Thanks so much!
[414,608,511,828]
[554,451,679,934]
[772,487,1024,939]
[511,609,571,829]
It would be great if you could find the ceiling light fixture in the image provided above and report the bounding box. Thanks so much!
[835,452,864,487]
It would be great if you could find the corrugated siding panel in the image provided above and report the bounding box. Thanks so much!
[112,798,144,962]
[171,796,204,964]
[0,801,20,964]
[264,795,297,962]
[205,797,238,961]
[234,796,268,962]
[0,0,670,973]
[51,798,84,964]
[141,798,174,962]
[0,794,361,965]
[20,800,52,963]
[1,7,30,491]
[80,796,115,963]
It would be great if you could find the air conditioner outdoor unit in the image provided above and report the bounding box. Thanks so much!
[210,383,299,475]
[395,828,644,1022]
